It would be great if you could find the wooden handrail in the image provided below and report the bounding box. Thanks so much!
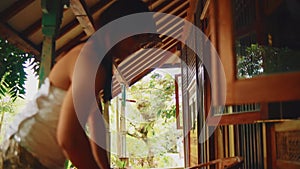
[188,156,244,169]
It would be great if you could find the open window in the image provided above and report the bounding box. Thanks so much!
[226,0,300,104]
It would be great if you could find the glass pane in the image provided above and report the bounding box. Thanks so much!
[233,0,300,79]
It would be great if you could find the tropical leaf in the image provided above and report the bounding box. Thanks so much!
[0,37,39,101]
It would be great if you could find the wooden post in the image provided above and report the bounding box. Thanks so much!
[120,83,127,161]
[103,101,111,164]
[39,0,67,85]
[216,126,224,159]
[228,106,235,157]
[39,36,54,86]
[116,96,121,157]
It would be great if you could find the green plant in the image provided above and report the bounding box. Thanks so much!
[237,44,300,78]
[236,44,264,78]
[0,97,14,139]
[0,38,39,100]
[111,155,127,169]
[64,160,77,169]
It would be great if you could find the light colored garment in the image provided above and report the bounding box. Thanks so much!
[0,137,48,169]
[5,78,67,169]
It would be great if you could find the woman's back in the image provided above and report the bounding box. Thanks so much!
[48,43,85,91]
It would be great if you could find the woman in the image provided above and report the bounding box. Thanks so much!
[0,0,159,168]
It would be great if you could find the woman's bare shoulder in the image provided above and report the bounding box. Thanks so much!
[61,43,85,62]
[48,42,86,89]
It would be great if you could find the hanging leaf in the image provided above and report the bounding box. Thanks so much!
[0,37,39,101]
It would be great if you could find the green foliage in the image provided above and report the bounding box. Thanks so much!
[64,160,76,169]
[131,72,176,122]
[263,46,300,74]
[237,44,300,79]
[157,105,176,122]
[0,38,39,101]
[0,99,14,114]
[237,44,264,78]
[0,97,25,142]
[154,154,176,168]
[111,155,127,169]
[124,71,181,168]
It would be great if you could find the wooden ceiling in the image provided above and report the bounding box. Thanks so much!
[0,0,196,96]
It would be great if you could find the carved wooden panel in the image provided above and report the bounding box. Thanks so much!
[275,120,300,169]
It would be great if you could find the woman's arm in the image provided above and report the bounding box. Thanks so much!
[88,110,110,169]
[57,87,101,169]
[86,64,111,169]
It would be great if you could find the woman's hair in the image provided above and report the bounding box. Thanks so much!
[99,0,152,102]
[95,0,151,29]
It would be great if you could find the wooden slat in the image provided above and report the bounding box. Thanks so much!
[0,22,40,56]
[90,0,114,14]
[155,0,189,24]
[0,0,35,22]
[22,19,41,37]
[181,0,197,42]
[57,20,80,39]
[122,35,180,79]
[22,0,111,52]
[128,48,176,86]
[154,0,181,15]
[125,40,179,81]
[70,0,95,36]
[160,22,184,42]
[151,0,170,11]
[200,0,211,20]
[56,32,86,58]
[207,111,263,126]
[56,0,112,56]
[113,64,129,87]
[152,0,175,12]
[157,10,186,33]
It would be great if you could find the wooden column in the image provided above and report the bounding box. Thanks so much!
[103,101,111,164]
[39,36,54,85]
[40,0,67,85]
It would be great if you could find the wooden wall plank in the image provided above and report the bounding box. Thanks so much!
[0,22,40,56]
[70,0,95,36]
[0,0,35,22]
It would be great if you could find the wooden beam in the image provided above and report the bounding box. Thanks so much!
[57,20,80,39]
[160,0,187,15]
[151,0,170,11]
[200,0,211,20]
[70,0,95,36]
[56,32,86,59]
[129,48,176,86]
[154,0,182,15]
[125,38,179,80]
[90,0,112,13]
[22,0,110,46]
[111,45,179,97]
[22,19,41,37]
[207,111,263,126]
[159,21,184,42]
[121,33,180,76]
[181,0,197,42]
[157,10,186,33]
[113,64,129,87]
[0,0,35,22]
[0,22,40,57]
[121,34,179,76]
[148,0,170,12]
[56,0,112,56]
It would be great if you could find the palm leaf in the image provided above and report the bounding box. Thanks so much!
[0,37,39,101]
